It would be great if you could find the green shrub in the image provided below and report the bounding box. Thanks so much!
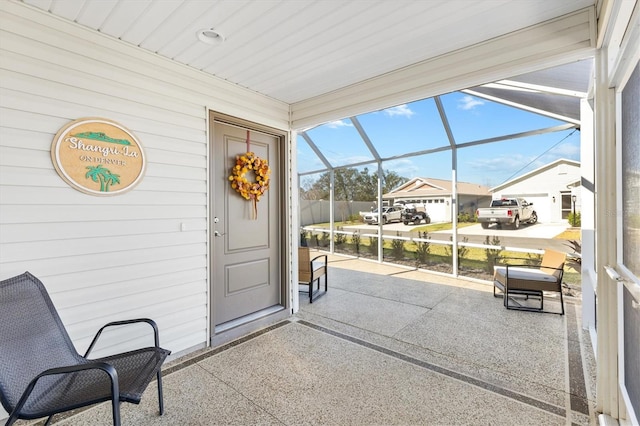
[391,232,405,260]
[458,237,469,262]
[347,213,362,223]
[300,229,308,247]
[320,231,330,247]
[483,235,503,273]
[458,211,475,223]
[334,226,347,246]
[414,231,431,265]
[444,236,469,264]
[351,231,361,254]
[368,236,378,256]
[567,211,581,227]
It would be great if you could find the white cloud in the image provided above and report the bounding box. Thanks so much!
[548,142,580,158]
[458,95,485,110]
[325,120,352,129]
[384,104,415,118]
[325,154,372,165]
[466,154,532,173]
[385,158,422,178]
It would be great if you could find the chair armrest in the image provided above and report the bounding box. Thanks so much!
[504,263,539,269]
[85,318,160,358]
[11,362,118,419]
[310,254,328,265]
[310,254,327,281]
[505,264,564,274]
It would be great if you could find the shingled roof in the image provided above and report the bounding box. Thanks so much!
[384,178,491,199]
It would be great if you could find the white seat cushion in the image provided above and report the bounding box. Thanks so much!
[493,266,557,282]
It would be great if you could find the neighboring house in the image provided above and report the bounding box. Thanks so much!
[490,159,581,224]
[384,178,491,223]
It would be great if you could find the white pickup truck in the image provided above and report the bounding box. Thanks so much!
[476,198,537,229]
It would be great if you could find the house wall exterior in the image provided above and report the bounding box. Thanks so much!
[491,162,581,223]
[0,0,290,369]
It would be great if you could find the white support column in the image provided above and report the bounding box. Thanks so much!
[377,163,384,262]
[594,47,619,419]
[451,147,459,276]
[291,130,300,314]
[579,97,597,340]
[329,171,335,253]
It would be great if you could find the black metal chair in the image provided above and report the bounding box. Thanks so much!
[0,272,171,426]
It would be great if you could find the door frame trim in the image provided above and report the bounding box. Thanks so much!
[208,111,291,346]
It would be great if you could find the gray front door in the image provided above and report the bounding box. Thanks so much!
[212,120,281,327]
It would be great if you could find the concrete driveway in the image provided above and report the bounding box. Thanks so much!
[435,223,570,239]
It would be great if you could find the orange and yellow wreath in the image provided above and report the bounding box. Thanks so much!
[229,152,271,219]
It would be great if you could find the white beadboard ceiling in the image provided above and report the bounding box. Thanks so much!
[20,0,595,105]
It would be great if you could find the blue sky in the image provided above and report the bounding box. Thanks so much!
[297,92,581,189]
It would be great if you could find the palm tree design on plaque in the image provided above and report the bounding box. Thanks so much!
[85,165,121,192]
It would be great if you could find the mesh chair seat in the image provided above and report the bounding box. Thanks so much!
[0,272,170,425]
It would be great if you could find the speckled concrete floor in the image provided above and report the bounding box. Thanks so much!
[29,253,596,426]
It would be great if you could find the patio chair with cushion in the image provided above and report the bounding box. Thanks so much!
[298,247,328,303]
[0,272,171,426]
[493,249,566,315]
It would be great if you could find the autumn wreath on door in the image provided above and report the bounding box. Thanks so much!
[228,131,271,219]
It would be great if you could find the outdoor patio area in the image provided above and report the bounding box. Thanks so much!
[33,252,596,426]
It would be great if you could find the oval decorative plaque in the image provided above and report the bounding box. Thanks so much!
[51,118,146,196]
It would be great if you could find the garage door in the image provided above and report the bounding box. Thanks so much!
[522,196,550,223]
[426,202,449,223]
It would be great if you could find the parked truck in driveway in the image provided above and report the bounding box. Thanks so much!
[476,198,537,229]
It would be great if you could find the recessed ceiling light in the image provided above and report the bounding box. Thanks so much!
[197,28,225,45]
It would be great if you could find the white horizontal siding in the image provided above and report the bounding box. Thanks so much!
[0,0,289,364]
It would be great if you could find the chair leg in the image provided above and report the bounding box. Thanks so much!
[559,288,565,315]
[157,370,165,415]
[109,372,121,426]
[111,400,121,426]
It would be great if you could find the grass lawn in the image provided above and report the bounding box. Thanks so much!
[554,228,581,240]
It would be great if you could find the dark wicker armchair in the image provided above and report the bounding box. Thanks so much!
[0,272,171,426]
